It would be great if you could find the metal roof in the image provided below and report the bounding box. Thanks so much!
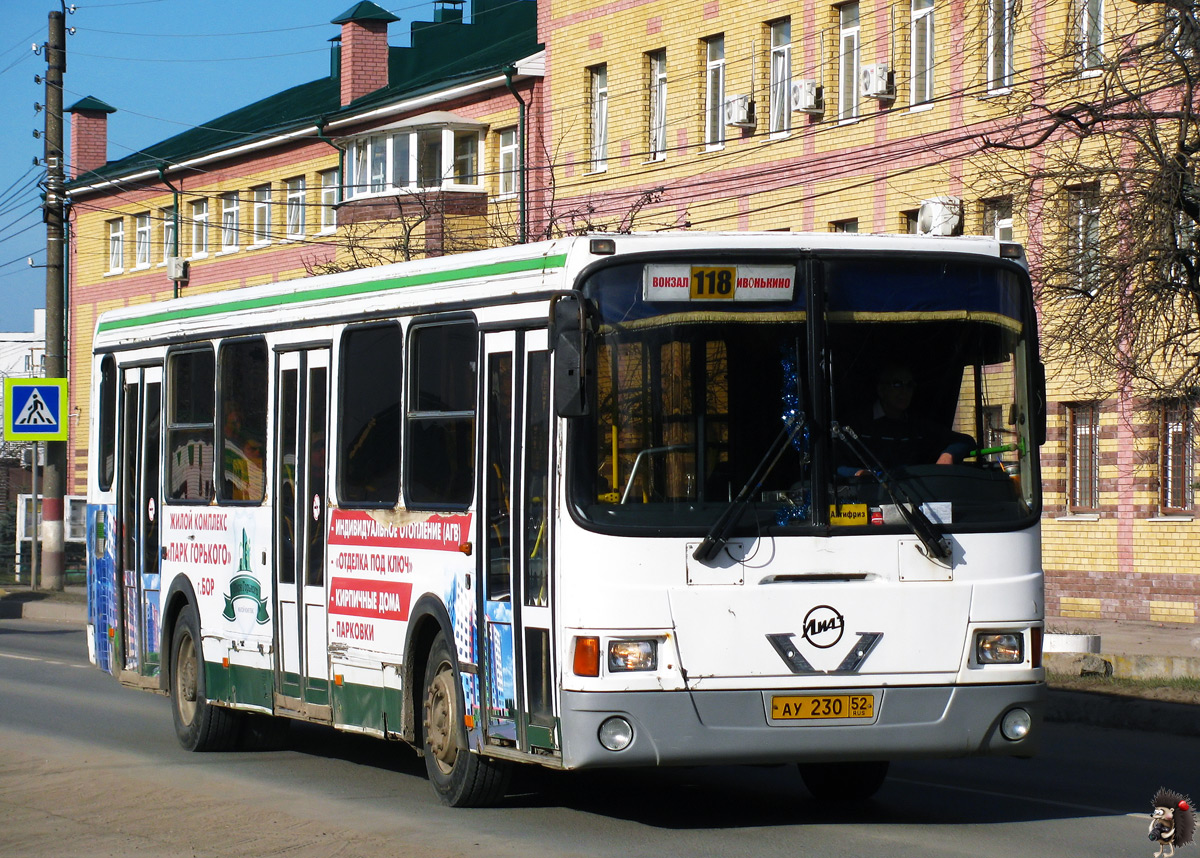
[66,0,538,192]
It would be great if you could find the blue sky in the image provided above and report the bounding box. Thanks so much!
[0,0,436,335]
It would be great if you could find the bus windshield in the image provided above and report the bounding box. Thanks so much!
[570,252,1040,535]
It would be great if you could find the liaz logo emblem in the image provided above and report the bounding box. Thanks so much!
[767,605,883,675]
[801,605,844,648]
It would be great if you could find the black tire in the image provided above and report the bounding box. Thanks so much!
[170,604,241,751]
[422,631,511,807]
[798,760,890,802]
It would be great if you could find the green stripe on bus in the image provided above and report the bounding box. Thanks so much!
[97,254,570,334]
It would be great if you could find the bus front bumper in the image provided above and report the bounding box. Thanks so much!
[558,682,1044,770]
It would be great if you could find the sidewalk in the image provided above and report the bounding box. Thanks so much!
[3,586,1197,736]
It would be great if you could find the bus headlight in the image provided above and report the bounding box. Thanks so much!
[607,639,657,671]
[976,632,1024,664]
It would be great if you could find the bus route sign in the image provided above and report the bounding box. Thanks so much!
[4,378,68,442]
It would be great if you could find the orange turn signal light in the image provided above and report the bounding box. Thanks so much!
[573,636,600,677]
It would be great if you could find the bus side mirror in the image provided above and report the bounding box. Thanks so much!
[551,294,591,418]
[1034,361,1047,447]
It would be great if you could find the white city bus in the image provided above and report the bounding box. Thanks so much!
[85,232,1046,806]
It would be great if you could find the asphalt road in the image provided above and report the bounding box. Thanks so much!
[0,617,1188,858]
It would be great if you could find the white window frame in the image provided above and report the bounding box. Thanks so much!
[911,0,935,106]
[590,65,609,172]
[221,192,240,253]
[770,20,792,135]
[343,124,486,199]
[285,177,306,239]
[705,35,726,148]
[648,50,667,161]
[839,3,861,122]
[190,198,208,258]
[499,127,519,197]
[987,0,1014,91]
[984,197,1014,241]
[161,207,176,263]
[319,169,338,233]
[134,212,152,269]
[1080,0,1104,71]
[1067,183,1100,294]
[107,218,124,273]
[251,184,272,246]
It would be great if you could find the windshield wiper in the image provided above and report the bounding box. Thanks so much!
[692,413,806,563]
[832,422,952,564]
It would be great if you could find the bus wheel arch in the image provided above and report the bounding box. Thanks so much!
[159,576,199,694]
[402,596,455,746]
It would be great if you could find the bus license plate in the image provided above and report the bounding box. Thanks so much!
[771,693,875,721]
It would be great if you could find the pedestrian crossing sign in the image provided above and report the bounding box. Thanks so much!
[4,378,68,442]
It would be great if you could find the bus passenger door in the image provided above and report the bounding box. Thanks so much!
[116,365,162,680]
[480,330,557,754]
[274,348,331,718]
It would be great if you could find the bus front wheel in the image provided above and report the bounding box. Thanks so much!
[798,760,890,802]
[170,604,240,751]
[421,632,510,807]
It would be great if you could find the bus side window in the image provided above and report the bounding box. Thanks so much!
[166,348,215,502]
[218,338,268,503]
[406,319,476,507]
[98,354,117,491]
[339,323,402,505]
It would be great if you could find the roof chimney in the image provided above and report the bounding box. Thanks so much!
[331,2,400,107]
[66,95,116,179]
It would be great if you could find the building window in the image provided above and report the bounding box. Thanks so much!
[1068,402,1100,511]
[1161,400,1195,513]
[453,132,478,183]
[770,20,792,134]
[589,65,608,172]
[251,184,271,245]
[705,35,726,148]
[902,209,919,233]
[344,123,484,199]
[499,128,519,197]
[839,3,861,121]
[1166,3,1199,56]
[1067,183,1101,294]
[648,50,667,160]
[911,0,935,105]
[988,0,1014,90]
[1080,0,1103,70]
[221,192,239,252]
[319,169,338,232]
[107,218,124,273]
[190,199,208,257]
[285,177,305,239]
[135,212,152,268]
[161,207,176,262]
[984,196,1014,240]
[831,218,859,233]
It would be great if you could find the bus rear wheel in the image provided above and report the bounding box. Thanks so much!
[170,604,240,751]
[798,760,890,802]
[421,632,510,807]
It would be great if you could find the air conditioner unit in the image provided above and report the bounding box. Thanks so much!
[916,197,963,236]
[860,63,895,100]
[166,256,189,282]
[724,94,756,127]
[790,79,824,114]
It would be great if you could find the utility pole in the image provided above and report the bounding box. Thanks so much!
[40,7,67,591]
